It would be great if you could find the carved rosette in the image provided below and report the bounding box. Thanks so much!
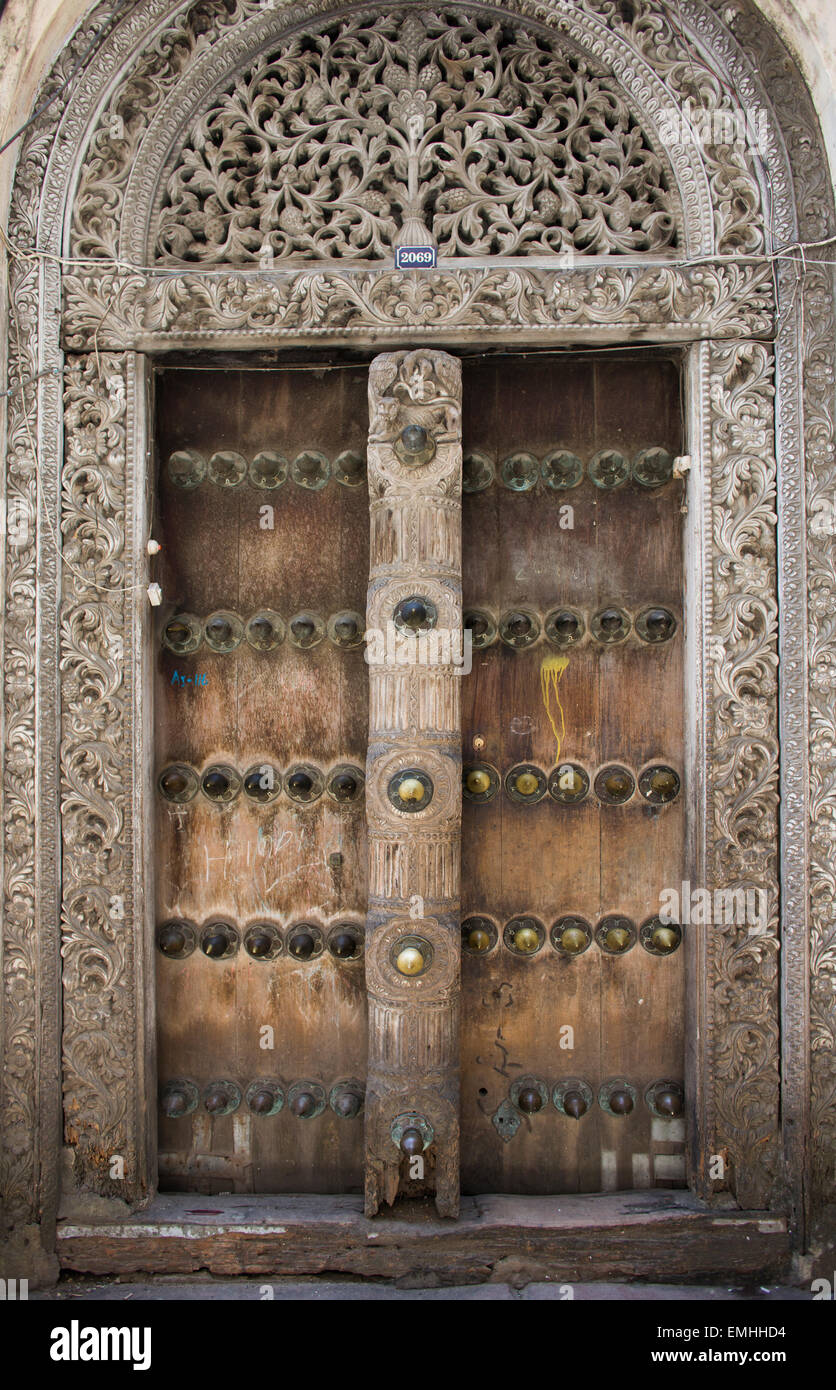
[364,351,462,1218]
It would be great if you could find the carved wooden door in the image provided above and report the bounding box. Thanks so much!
[459,354,686,1195]
[152,351,686,1208]
[154,366,370,1195]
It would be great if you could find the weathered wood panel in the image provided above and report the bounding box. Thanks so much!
[56,1193,790,1284]
[154,367,369,1193]
[460,356,686,1194]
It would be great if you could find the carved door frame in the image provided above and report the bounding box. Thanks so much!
[2,0,834,1263]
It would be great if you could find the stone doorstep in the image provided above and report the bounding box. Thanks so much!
[55,1191,791,1284]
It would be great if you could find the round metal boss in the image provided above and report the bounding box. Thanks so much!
[394,424,436,466]
[510,1075,549,1114]
[638,764,681,804]
[554,1078,594,1118]
[390,934,434,978]
[462,451,494,493]
[591,606,631,644]
[284,763,324,803]
[291,450,330,489]
[162,612,202,654]
[158,763,199,803]
[548,762,590,804]
[599,1078,638,1116]
[393,595,438,636]
[505,764,547,804]
[201,763,242,804]
[208,450,247,488]
[204,610,243,653]
[463,763,500,803]
[640,916,682,956]
[461,916,498,955]
[287,1081,326,1119]
[551,915,593,956]
[633,447,673,489]
[249,450,287,489]
[167,449,206,489]
[328,922,364,960]
[243,922,283,960]
[504,916,545,956]
[326,764,365,804]
[588,448,630,489]
[553,1073,592,1117]
[391,1112,434,1152]
[499,609,540,649]
[286,922,324,961]
[596,915,637,955]
[333,450,366,487]
[645,1079,684,1118]
[246,1079,284,1116]
[200,921,239,959]
[203,1080,241,1115]
[545,607,585,648]
[246,610,285,651]
[542,449,584,490]
[288,611,325,649]
[329,1081,365,1118]
[388,768,434,812]
[243,763,281,803]
[328,610,365,649]
[160,1079,199,1118]
[500,451,539,491]
[594,764,635,804]
[636,606,677,643]
[464,609,497,649]
[156,920,196,959]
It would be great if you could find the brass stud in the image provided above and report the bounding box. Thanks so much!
[291,1091,316,1117]
[563,1090,588,1119]
[652,925,678,953]
[655,1086,682,1117]
[162,1089,189,1118]
[609,1088,634,1115]
[395,424,436,466]
[510,922,541,954]
[400,1126,425,1155]
[518,1087,543,1114]
[561,926,588,954]
[395,945,425,976]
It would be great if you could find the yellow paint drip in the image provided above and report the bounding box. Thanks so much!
[540,655,570,761]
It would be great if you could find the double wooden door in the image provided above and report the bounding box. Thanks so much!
[153,351,685,1206]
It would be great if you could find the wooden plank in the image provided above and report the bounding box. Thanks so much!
[460,355,685,1195]
[56,1193,790,1283]
[154,368,369,1193]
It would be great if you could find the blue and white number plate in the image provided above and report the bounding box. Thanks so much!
[395,246,437,269]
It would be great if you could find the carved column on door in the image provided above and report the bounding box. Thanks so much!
[364,350,462,1218]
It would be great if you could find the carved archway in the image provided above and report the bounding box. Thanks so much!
[2,0,834,1266]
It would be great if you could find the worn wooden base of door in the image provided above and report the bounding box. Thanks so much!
[56,1194,789,1283]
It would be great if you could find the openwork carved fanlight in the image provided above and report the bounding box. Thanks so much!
[154,8,677,265]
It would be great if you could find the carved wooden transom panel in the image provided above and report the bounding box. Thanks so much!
[152,7,680,263]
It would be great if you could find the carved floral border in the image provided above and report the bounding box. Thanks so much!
[0,0,833,1247]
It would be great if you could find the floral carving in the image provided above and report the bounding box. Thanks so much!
[708,340,780,1207]
[61,263,774,350]
[153,8,678,263]
[60,354,134,1191]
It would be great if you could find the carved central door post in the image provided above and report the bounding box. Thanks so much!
[364,351,463,1217]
